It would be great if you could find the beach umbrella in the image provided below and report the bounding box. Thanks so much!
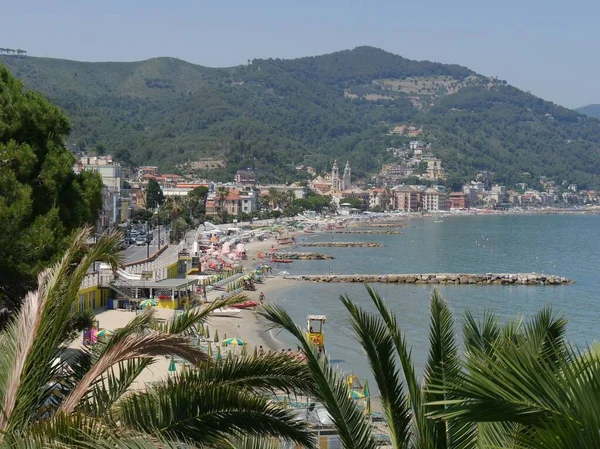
[97,329,115,337]
[349,389,365,400]
[216,347,222,362]
[363,379,371,416]
[224,337,245,346]
[140,299,158,308]
[168,356,176,373]
[214,330,219,343]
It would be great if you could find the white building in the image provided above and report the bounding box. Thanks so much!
[74,155,124,232]
[423,187,448,211]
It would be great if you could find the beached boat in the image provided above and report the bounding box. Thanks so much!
[210,307,242,317]
[270,258,294,264]
[230,301,259,309]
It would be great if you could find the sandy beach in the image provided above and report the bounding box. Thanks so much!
[80,234,299,389]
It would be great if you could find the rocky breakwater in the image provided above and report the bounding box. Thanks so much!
[351,222,407,228]
[328,230,403,235]
[298,242,384,248]
[272,252,334,260]
[286,273,573,285]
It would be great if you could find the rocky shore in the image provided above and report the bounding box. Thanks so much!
[327,230,403,235]
[297,242,384,248]
[286,273,573,285]
[271,251,335,260]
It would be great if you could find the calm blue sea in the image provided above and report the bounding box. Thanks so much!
[266,214,600,383]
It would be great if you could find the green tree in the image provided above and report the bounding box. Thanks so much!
[216,186,230,224]
[145,179,164,210]
[188,186,209,220]
[0,66,103,315]
[0,227,315,448]
[340,197,364,209]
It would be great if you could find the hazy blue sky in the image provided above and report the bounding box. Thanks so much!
[2,0,599,108]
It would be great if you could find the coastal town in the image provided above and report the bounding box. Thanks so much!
[3,9,600,445]
[74,142,600,235]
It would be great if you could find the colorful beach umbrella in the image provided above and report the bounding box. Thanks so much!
[349,389,365,400]
[168,356,176,372]
[97,329,115,337]
[140,299,158,308]
[363,379,371,416]
[224,337,245,346]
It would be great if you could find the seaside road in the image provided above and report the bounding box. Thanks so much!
[121,239,165,264]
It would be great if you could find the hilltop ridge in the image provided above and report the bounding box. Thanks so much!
[2,46,600,187]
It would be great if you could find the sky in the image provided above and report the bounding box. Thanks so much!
[2,0,599,108]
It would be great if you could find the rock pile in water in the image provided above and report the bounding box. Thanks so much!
[271,252,334,260]
[327,230,403,235]
[298,242,384,248]
[286,273,572,285]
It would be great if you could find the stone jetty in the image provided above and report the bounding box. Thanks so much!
[351,222,407,228]
[286,273,572,285]
[328,230,403,235]
[298,242,384,248]
[271,252,334,260]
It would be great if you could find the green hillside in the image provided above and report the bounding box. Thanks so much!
[577,104,600,119]
[2,46,600,187]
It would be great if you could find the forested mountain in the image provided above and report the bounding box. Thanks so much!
[2,46,600,187]
[577,104,600,119]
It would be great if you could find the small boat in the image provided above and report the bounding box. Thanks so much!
[270,258,294,264]
[230,301,259,309]
[304,229,315,234]
[210,307,242,317]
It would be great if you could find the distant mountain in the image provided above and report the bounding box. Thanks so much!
[2,46,600,187]
[577,104,600,119]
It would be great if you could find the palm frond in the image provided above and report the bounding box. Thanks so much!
[162,294,249,335]
[341,293,411,448]
[0,273,49,431]
[117,382,315,448]
[81,358,154,416]
[259,304,375,449]
[59,331,207,414]
[173,353,313,394]
[423,290,467,449]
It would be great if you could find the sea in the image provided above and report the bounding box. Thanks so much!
[267,214,600,386]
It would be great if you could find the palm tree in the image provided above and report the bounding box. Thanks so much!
[0,226,315,448]
[283,190,296,208]
[261,287,465,448]
[262,287,581,449]
[431,307,600,449]
[216,187,230,224]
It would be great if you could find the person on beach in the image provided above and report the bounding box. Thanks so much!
[259,345,264,356]
[259,292,265,303]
